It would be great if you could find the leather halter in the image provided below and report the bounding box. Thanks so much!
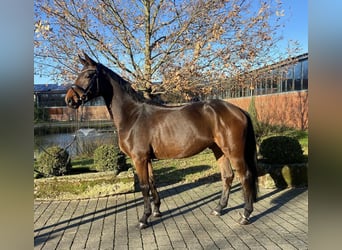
[71,65,101,103]
[69,84,85,100]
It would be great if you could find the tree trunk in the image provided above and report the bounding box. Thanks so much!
[144,0,152,92]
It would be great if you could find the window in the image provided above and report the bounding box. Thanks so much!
[294,62,302,90]
[302,59,308,90]
[205,53,308,99]
[283,67,294,92]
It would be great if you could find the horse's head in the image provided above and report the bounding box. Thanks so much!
[65,53,101,109]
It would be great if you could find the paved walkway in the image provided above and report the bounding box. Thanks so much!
[34,180,308,249]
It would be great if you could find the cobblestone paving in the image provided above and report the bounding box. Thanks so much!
[34,180,308,249]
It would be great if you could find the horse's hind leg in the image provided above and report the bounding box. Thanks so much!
[229,155,254,225]
[210,144,234,216]
[214,140,255,224]
[148,161,161,217]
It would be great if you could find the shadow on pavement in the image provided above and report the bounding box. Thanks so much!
[34,171,307,246]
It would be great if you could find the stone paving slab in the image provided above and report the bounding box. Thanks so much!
[34,180,308,249]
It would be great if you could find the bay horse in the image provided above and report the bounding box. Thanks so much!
[65,52,258,229]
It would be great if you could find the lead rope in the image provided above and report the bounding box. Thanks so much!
[66,101,86,155]
[63,102,87,167]
[64,108,80,151]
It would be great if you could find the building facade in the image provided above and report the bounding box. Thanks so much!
[208,53,308,99]
[34,53,308,129]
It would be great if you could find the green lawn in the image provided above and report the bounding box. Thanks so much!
[145,149,220,185]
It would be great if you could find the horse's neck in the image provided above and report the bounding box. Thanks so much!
[109,79,140,131]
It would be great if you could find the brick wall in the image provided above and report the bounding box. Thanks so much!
[226,90,308,130]
[47,106,111,121]
[47,91,308,130]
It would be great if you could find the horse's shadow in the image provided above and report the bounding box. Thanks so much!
[218,187,307,223]
[150,181,306,227]
[248,187,307,223]
[148,182,243,227]
[153,164,221,187]
[134,164,222,192]
[34,171,307,246]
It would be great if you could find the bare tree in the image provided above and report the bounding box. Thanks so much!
[34,0,294,100]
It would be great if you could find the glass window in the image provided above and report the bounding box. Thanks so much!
[286,67,294,91]
[294,62,302,79]
[266,78,272,94]
[294,62,302,90]
[302,59,308,89]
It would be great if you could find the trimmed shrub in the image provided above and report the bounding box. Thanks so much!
[93,145,128,174]
[36,146,71,176]
[259,136,304,164]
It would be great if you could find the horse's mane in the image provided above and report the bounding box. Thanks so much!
[100,63,157,104]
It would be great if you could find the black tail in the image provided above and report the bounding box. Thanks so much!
[244,112,258,202]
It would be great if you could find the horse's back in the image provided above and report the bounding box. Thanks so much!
[201,99,248,129]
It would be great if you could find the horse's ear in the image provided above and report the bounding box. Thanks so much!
[78,54,87,66]
[83,52,97,66]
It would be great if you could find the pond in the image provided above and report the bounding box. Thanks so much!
[34,128,117,158]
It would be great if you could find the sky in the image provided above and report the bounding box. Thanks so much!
[278,0,308,53]
[34,0,308,85]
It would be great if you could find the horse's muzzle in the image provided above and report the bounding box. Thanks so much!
[66,98,80,109]
[65,89,83,109]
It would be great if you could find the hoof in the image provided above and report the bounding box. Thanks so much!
[211,210,221,216]
[137,222,149,229]
[238,212,250,225]
[153,211,162,217]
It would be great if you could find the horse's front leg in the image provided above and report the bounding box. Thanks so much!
[148,161,161,217]
[134,158,152,229]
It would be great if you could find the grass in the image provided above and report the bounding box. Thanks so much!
[34,170,135,200]
[69,156,96,174]
[38,149,223,185]
[287,130,308,155]
[134,149,221,186]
